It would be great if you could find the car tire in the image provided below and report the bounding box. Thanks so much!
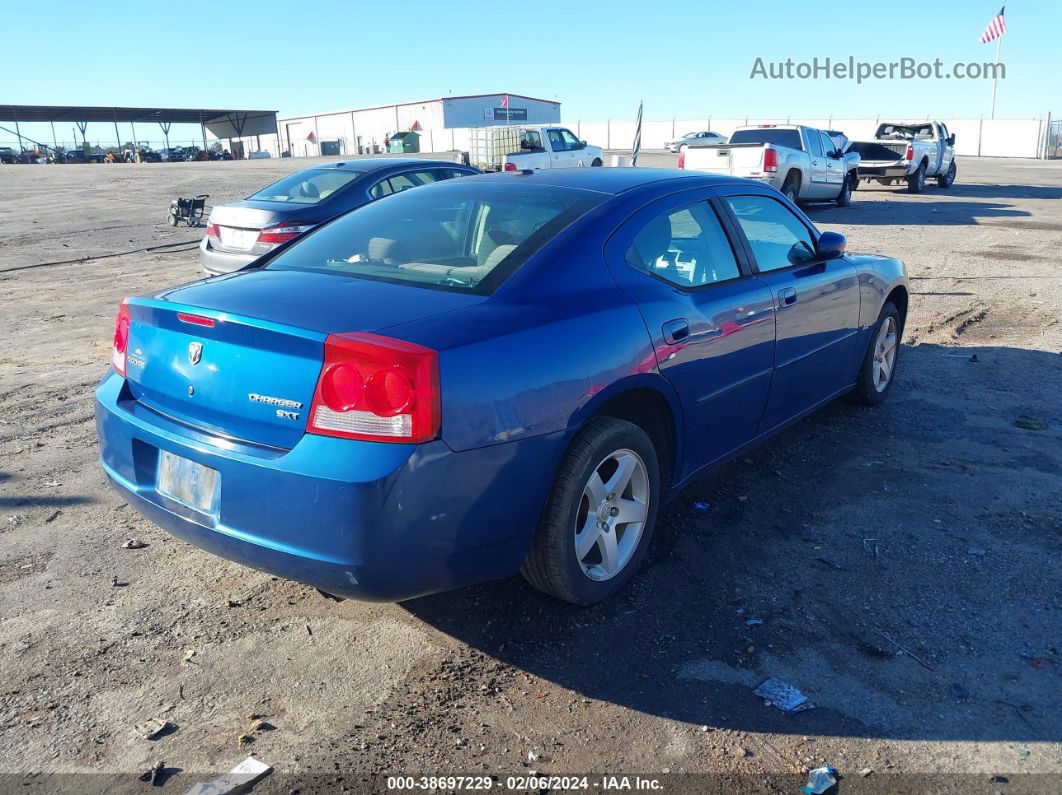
[522,417,661,605]
[936,160,956,188]
[836,174,854,207]
[591,158,603,167]
[850,301,901,406]
[781,174,800,204]
[907,162,926,193]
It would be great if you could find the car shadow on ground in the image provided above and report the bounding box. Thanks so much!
[404,342,1061,744]
[861,182,1062,202]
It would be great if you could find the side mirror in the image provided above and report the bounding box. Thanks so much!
[816,231,847,260]
[947,134,956,146]
[579,140,587,148]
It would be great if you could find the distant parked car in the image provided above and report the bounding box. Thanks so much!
[97,169,909,605]
[0,147,16,164]
[200,158,481,275]
[248,151,272,159]
[210,149,234,161]
[666,131,726,153]
[158,148,185,162]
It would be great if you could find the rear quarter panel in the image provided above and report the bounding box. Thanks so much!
[850,253,909,377]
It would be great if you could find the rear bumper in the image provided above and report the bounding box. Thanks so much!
[199,237,259,276]
[95,372,564,601]
[858,164,910,179]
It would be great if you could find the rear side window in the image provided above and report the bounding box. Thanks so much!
[370,169,443,198]
[249,168,363,204]
[625,202,740,288]
[265,183,604,293]
[728,128,803,150]
[725,195,815,272]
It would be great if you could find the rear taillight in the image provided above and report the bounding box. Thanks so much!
[763,147,778,173]
[206,221,219,240]
[905,145,914,161]
[257,222,316,245]
[503,162,517,172]
[112,300,131,376]
[307,333,440,444]
[677,150,685,169]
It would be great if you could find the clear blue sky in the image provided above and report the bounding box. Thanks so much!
[4,0,1058,146]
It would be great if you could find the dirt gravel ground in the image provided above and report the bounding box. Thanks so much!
[0,155,1060,794]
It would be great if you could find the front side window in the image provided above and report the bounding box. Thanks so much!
[249,168,363,204]
[725,195,816,272]
[559,129,582,150]
[265,183,604,293]
[806,129,824,157]
[625,202,741,288]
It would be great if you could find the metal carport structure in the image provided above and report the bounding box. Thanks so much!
[0,104,278,154]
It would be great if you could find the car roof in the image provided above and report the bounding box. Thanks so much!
[310,158,474,173]
[466,168,746,195]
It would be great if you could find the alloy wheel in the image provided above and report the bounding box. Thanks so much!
[574,449,650,581]
[873,316,898,392]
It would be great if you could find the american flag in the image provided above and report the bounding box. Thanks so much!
[979,5,1006,44]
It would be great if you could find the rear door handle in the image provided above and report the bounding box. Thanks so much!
[662,318,690,344]
[777,287,797,308]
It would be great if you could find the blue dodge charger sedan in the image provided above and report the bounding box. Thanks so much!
[96,169,907,604]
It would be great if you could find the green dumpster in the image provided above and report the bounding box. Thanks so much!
[388,132,421,154]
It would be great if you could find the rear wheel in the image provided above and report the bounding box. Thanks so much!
[781,173,800,204]
[851,302,901,405]
[591,158,603,167]
[907,162,926,193]
[522,417,660,605]
[167,211,178,227]
[936,160,956,188]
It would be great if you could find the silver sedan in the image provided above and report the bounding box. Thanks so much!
[665,131,726,153]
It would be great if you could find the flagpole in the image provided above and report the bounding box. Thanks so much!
[990,34,1001,119]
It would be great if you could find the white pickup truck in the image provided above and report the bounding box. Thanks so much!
[679,124,860,206]
[468,126,604,172]
[849,120,956,193]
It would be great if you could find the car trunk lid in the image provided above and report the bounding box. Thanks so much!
[681,143,767,176]
[207,201,305,254]
[123,271,483,449]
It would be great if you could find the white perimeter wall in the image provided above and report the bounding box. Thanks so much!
[220,116,1050,160]
[570,117,1048,158]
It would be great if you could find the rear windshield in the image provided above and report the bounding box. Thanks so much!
[264,181,604,293]
[729,128,803,150]
[249,168,364,204]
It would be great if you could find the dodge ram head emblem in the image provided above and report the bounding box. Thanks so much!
[188,342,203,365]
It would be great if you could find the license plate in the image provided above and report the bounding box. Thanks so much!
[218,226,258,250]
[157,450,219,513]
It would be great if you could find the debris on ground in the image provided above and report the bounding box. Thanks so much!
[802,765,837,794]
[132,718,173,740]
[250,719,275,732]
[876,629,935,671]
[693,502,711,511]
[746,619,763,627]
[182,649,197,664]
[184,756,272,795]
[138,760,165,785]
[237,733,255,746]
[860,767,873,777]
[110,576,128,587]
[1014,415,1048,431]
[45,510,61,523]
[121,538,148,549]
[753,678,813,713]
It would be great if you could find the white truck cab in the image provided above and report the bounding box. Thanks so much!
[469,126,604,172]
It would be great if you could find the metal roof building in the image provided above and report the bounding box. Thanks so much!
[0,104,277,154]
[258,93,561,158]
